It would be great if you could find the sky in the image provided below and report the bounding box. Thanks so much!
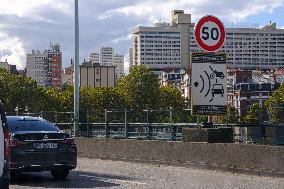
[0,0,284,72]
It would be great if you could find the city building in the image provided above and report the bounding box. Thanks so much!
[100,47,114,66]
[228,70,279,116]
[26,43,62,89]
[9,65,18,74]
[132,10,192,71]
[132,10,284,72]
[62,67,72,85]
[79,61,116,88]
[18,69,26,77]
[160,69,182,90]
[190,23,284,69]
[88,52,100,64]
[114,54,124,79]
[26,50,48,88]
[0,59,9,70]
[0,59,19,74]
[128,48,133,70]
[180,70,191,99]
[87,47,124,80]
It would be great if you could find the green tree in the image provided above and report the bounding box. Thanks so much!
[265,83,284,123]
[157,85,188,122]
[243,103,268,124]
[116,66,160,121]
[80,87,126,122]
[218,105,240,124]
[0,69,47,113]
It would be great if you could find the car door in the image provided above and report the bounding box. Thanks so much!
[0,111,4,177]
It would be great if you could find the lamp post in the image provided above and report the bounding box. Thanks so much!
[74,0,80,136]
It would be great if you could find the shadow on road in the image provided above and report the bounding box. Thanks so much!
[10,169,138,188]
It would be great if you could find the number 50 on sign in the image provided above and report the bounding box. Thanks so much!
[195,15,225,52]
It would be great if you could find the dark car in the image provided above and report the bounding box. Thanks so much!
[0,104,10,189]
[7,116,77,180]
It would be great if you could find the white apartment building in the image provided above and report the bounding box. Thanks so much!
[132,10,191,71]
[190,23,284,69]
[87,47,124,80]
[132,10,284,71]
[100,47,114,66]
[114,54,124,79]
[26,43,62,89]
[88,52,100,64]
[26,50,48,87]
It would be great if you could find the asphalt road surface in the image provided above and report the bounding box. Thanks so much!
[11,158,284,189]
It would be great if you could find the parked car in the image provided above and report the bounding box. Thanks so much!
[0,104,10,189]
[7,116,77,180]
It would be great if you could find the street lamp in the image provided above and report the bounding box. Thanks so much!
[73,0,80,136]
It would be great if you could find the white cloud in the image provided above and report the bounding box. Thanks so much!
[110,34,132,44]
[0,0,72,21]
[0,32,26,70]
[100,0,284,23]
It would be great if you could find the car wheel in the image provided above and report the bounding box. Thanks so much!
[51,169,70,180]
[0,179,9,189]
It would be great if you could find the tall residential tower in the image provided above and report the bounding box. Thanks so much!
[26,43,62,89]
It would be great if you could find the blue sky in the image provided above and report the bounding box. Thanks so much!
[0,0,283,72]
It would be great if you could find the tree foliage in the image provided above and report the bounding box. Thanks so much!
[217,105,240,124]
[265,83,284,123]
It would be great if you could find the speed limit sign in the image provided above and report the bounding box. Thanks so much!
[195,15,225,52]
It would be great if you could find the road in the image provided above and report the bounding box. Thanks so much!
[11,158,284,189]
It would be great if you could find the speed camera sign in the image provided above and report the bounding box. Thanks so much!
[195,15,225,52]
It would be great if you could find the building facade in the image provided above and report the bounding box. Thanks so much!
[227,70,279,116]
[114,54,124,79]
[26,43,62,89]
[132,10,191,71]
[88,52,100,64]
[0,59,9,70]
[190,23,284,69]
[128,48,133,70]
[62,67,71,85]
[87,47,124,80]
[100,47,114,66]
[79,61,116,88]
[132,10,284,71]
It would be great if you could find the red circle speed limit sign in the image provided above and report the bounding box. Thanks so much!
[195,15,225,52]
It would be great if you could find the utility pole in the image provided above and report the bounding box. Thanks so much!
[74,0,79,136]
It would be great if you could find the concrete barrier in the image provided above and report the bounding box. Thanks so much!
[75,138,284,177]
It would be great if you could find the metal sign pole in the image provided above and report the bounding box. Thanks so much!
[74,0,79,136]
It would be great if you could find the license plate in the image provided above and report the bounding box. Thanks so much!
[33,142,58,149]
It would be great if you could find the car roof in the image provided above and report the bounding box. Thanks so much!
[6,116,44,122]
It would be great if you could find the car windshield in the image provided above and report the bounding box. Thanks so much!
[7,118,59,132]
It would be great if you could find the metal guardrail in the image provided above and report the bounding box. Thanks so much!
[55,122,284,145]
[5,110,284,145]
